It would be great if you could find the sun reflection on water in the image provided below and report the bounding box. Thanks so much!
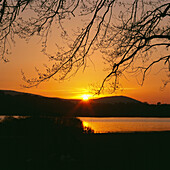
[83,121,89,128]
[79,117,170,133]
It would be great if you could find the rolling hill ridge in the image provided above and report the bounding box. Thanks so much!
[0,90,169,117]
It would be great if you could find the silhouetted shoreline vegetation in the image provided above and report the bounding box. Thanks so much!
[0,116,170,170]
[1,90,170,169]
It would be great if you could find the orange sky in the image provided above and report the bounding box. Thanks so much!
[0,35,169,104]
[0,6,169,104]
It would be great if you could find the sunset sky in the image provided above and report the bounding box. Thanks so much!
[0,34,169,104]
[0,1,169,104]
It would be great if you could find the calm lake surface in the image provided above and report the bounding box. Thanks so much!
[78,117,170,133]
[1,116,170,133]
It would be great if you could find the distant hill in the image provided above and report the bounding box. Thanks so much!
[0,90,141,104]
[0,90,69,116]
[0,90,170,117]
[92,96,141,104]
[0,90,62,99]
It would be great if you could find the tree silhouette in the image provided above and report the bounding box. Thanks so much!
[0,0,169,92]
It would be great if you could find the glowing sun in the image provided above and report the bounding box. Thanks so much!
[82,94,90,101]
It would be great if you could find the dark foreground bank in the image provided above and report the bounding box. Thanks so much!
[0,117,170,170]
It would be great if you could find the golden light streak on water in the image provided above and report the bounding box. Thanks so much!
[79,117,170,133]
[83,121,89,128]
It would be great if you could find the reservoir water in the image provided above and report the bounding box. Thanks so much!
[78,117,170,133]
[1,116,170,133]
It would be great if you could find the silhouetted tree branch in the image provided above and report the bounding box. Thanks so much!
[98,0,170,93]
[0,0,170,93]
[0,0,33,62]
[21,0,116,88]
